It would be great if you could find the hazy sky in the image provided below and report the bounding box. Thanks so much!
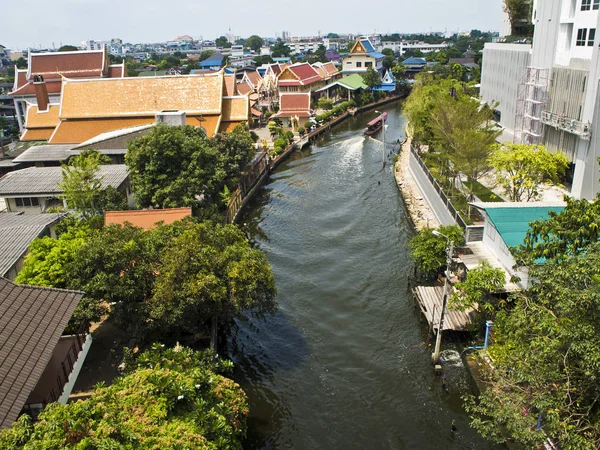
[3,0,502,50]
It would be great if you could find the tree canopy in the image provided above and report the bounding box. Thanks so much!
[360,66,382,89]
[0,345,248,449]
[125,124,255,214]
[408,225,464,279]
[245,35,264,51]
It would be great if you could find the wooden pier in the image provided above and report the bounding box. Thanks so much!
[412,285,477,333]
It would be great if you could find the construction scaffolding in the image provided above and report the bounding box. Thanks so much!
[514,67,549,145]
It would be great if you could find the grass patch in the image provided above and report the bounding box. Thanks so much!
[466,178,504,203]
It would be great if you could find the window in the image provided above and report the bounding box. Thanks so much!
[582,0,591,10]
[577,28,588,46]
[589,28,596,46]
[365,61,373,68]
[595,0,599,9]
[356,61,362,68]
[14,197,39,208]
[486,225,496,242]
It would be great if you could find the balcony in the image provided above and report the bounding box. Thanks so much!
[541,111,592,140]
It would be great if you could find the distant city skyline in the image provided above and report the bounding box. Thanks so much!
[3,0,502,50]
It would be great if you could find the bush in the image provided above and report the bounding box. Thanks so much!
[318,98,334,110]
[284,131,294,143]
[348,99,357,107]
[273,138,287,149]
[298,127,306,136]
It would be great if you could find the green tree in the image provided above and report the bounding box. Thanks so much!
[504,0,534,36]
[465,242,600,448]
[59,150,111,219]
[126,125,254,212]
[271,39,291,57]
[360,66,382,89]
[489,143,570,202]
[0,345,249,449]
[199,49,214,61]
[216,36,232,48]
[450,261,505,312]
[451,63,466,81]
[15,57,26,69]
[57,44,79,52]
[382,54,396,69]
[408,225,464,279]
[245,35,264,52]
[391,63,406,79]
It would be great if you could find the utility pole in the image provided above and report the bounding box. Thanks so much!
[432,232,454,364]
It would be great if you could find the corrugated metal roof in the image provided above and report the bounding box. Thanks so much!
[0,278,83,429]
[0,165,129,196]
[13,145,74,163]
[0,212,64,276]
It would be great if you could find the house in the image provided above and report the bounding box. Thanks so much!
[448,57,479,71]
[324,49,341,63]
[9,48,125,131]
[277,63,323,93]
[104,207,192,230]
[0,212,64,279]
[0,164,133,213]
[272,92,312,130]
[341,37,385,74]
[21,71,250,144]
[466,202,566,289]
[401,57,427,76]
[199,52,224,70]
[0,278,92,428]
[312,62,340,83]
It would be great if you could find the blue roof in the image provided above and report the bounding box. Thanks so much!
[202,53,224,62]
[360,39,375,53]
[273,57,291,63]
[368,51,385,59]
[372,84,396,91]
[402,57,427,65]
[484,206,566,248]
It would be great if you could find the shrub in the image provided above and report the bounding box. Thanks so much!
[318,98,334,110]
[273,138,287,149]
[298,127,306,136]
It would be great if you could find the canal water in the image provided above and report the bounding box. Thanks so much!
[228,101,497,449]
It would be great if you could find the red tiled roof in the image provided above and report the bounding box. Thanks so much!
[236,81,253,96]
[105,207,192,230]
[244,71,262,88]
[289,63,322,84]
[279,93,310,113]
[10,80,62,97]
[28,49,107,80]
[108,64,124,78]
[322,62,339,76]
[270,64,282,76]
[224,75,236,96]
[13,69,27,91]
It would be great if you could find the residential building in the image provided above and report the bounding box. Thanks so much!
[480,0,600,199]
[104,207,192,230]
[199,53,224,70]
[377,40,449,55]
[0,278,91,429]
[0,212,64,279]
[9,48,125,131]
[402,57,427,76]
[0,164,133,213]
[341,37,385,73]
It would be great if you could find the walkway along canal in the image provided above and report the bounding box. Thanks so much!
[227,101,499,449]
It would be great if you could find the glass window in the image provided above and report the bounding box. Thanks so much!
[577,28,588,46]
[594,0,599,9]
[582,0,591,10]
[356,62,362,68]
[15,198,23,207]
[365,61,373,67]
[589,28,596,46]
[31,197,39,207]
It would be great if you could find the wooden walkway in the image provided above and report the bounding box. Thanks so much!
[413,285,477,332]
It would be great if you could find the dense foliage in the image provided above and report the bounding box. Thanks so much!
[449,261,505,313]
[465,198,600,448]
[126,125,255,214]
[408,225,464,279]
[0,345,249,449]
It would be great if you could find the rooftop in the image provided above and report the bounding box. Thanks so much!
[0,165,129,196]
[104,207,192,230]
[0,278,83,429]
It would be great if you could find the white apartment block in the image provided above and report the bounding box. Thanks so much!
[481,0,600,199]
[377,41,449,55]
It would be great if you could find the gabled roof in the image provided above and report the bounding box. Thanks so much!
[24,104,61,130]
[224,74,237,96]
[0,165,129,196]
[72,124,154,150]
[0,212,64,276]
[402,57,427,66]
[0,278,83,429]
[59,73,224,119]
[316,73,368,92]
[49,118,156,145]
[105,207,192,230]
[350,38,376,54]
[13,144,73,163]
[236,80,253,96]
[221,96,250,122]
[273,93,311,118]
[243,70,262,89]
[108,63,125,78]
[278,63,322,86]
[27,48,107,80]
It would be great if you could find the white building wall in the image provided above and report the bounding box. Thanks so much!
[480,43,532,132]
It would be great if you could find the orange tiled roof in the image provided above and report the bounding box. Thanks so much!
[21,128,55,141]
[25,104,61,129]
[105,207,192,230]
[313,65,328,79]
[224,74,237,96]
[322,62,339,76]
[185,115,221,137]
[244,71,262,88]
[60,73,224,119]
[11,79,62,97]
[236,80,253,96]
[49,117,155,144]
[221,97,249,122]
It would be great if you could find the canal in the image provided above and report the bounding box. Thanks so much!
[227,101,497,449]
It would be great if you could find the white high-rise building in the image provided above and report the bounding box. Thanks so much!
[481,0,600,199]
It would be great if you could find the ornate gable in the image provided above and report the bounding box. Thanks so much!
[350,39,366,54]
[278,67,300,81]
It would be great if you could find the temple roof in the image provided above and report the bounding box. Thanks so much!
[274,93,311,117]
[27,49,107,80]
[278,63,322,86]
[59,73,224,119]
[221,96,249,122]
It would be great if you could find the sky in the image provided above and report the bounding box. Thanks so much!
[2,0,503,50]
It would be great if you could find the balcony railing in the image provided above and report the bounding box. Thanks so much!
[541,111,592,140]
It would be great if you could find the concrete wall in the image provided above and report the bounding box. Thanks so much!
[407,149,458,226]
[481,43,532,133]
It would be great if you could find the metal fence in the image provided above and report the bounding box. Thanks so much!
[225,151,270,224]
[410,146,469,229]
